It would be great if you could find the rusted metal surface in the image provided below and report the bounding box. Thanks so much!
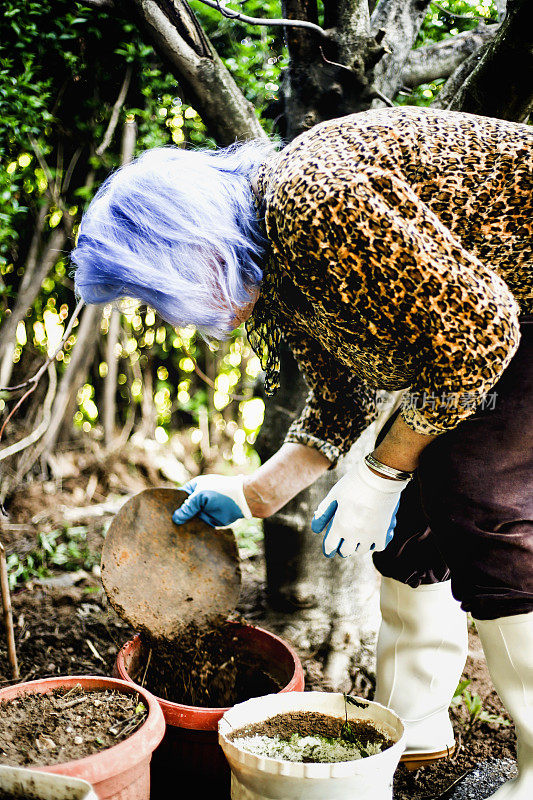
[101,488,241,641]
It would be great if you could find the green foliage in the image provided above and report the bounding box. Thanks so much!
[452,679,511,732]
[6,525,98,589]
[0,0,502,477]
[397,1,499,107]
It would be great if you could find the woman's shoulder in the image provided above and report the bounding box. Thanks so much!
[260,106,532,192]
[257,106,532,222]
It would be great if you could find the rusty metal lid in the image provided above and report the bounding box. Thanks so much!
[101,487,241,640]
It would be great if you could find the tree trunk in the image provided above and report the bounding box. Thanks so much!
[103,307,121,447]
[280,0,390,139]
[0,224,65,388]
[103,119,137,447]
[127,0,265,144]
[446,0,533,121]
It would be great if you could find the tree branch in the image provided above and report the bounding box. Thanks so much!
[432,1,498,24]
[195,0,329,38]
[0,365,56,462]
[0,538,19,680]
[129,0,265,144]
[81,0,115,8]
[401,22,497,88]
[95,65,133,156]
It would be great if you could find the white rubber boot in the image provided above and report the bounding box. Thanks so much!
[475,613,533,800]
[374,577,469,770]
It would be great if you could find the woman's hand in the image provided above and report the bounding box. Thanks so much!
[172,474,252,527]
[311,454,409,558]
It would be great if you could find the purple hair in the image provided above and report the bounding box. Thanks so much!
[72,139,275,337]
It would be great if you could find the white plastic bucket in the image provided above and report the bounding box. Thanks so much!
[219,691,406,800]
[0,766,98,800]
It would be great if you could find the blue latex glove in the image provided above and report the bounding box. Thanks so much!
[172,474,252,528]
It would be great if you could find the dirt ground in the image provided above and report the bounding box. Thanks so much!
[0,472,517,799]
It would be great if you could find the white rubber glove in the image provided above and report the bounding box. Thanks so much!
[172,474,253,527]
[311,454,410,558]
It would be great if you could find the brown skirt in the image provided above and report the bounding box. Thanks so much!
[373,316,533,620]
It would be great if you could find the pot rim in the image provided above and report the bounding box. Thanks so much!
[0,675,165,783]
[115,622,305,719]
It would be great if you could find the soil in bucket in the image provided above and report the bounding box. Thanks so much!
[0,685,147,767]
[228,710,394,763]
[137,620,284,707]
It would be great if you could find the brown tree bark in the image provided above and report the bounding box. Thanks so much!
[127,0,265,144]
[446,0,533,121]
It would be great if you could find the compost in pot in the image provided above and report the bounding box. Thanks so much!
[0,684,147,767]
[137,620,283,707]
[229,710,394,763]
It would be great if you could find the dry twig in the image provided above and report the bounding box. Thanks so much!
[0,299,84,396]
[0,538,19,680]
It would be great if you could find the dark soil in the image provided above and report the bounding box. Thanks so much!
[229,710,393,751]
[0,685,146,766]
[137,623,282,707]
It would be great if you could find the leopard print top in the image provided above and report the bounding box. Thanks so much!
[246,106,532,465]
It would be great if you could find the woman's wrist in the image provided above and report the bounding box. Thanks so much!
[242,475,272,518]
[373,413,436,474]
[364,453,413,482]
[243,442,330,518]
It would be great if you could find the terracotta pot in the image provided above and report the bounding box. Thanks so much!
[115,622,305,798]
[0,675,165,800]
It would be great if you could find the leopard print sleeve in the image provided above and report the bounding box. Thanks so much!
[281,325,379,466]
[272,166,521,436]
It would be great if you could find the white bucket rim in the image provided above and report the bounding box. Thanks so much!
[218,691,406,779]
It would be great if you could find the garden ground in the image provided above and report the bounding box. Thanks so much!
[0,455,517,799]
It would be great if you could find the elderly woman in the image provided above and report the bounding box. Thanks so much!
[73,106,532,796]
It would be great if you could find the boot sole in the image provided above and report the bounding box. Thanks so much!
[400,744,455,771]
